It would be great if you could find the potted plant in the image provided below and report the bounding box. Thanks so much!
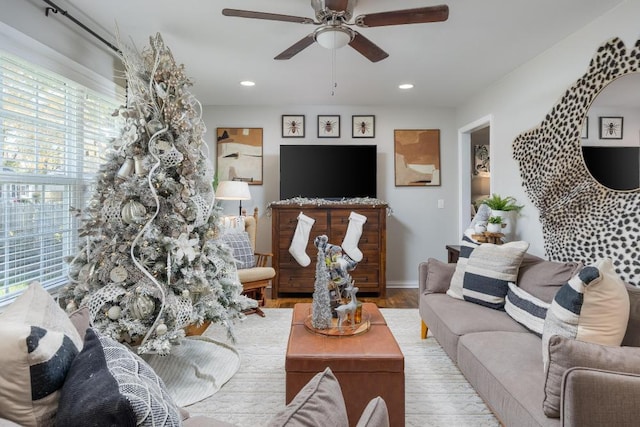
[481,193,524,212]
[487,216,503,233]
[482,194,523,239]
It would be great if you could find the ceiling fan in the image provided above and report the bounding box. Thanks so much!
[222,0,449,62]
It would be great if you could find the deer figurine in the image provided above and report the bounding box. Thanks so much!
[335,285,359,332]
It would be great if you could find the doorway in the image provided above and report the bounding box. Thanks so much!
[458,116,492,238]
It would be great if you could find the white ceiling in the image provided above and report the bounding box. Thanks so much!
[62,0,623,108]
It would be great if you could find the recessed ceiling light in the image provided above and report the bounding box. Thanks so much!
[240,80,255,87]
[399,83,414,90]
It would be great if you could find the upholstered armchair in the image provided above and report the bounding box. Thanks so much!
[221,207,275,317]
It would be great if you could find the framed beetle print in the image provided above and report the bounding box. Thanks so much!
[352,115,375,138]
[282,115,305,138]
[318,115,340,138]
[599,116,623,139]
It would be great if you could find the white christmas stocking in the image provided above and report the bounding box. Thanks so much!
[342,211,367,262]
[288,212,315,267]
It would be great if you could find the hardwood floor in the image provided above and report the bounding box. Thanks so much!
[264,288,418,309]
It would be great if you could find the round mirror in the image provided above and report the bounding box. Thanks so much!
[581,72,640,191]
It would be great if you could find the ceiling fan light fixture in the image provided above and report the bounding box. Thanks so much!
[315,26,352,49]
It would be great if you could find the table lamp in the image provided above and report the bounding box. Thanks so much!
[216,180,251,216]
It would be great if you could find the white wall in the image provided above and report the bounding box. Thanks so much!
[202,105,457,286]
[456,0,640,257]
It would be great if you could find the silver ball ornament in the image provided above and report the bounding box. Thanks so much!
[107,305,122,320]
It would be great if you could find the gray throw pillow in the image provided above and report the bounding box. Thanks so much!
[517,254,582,304]
[544,335,640,418]
[424,258,456,294]
[266,367,348,427]
[356,396,389,427]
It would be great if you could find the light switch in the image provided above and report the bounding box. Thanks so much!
[437,199,444,209]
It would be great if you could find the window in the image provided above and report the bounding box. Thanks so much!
[0,51,123,304]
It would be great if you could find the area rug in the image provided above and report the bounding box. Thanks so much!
[187,308,499,427]
[142,335,240,407]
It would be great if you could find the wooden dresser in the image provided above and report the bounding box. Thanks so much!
[271,203,387,297]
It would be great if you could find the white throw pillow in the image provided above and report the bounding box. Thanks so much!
[542,258,630,369]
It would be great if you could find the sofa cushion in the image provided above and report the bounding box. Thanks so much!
[462,241,529,310]
[266,367,348,427]
[505,282,550,336]
[221,231,256,269]
[517,254,582,304]
[423,258,456,295]
[544,335,640,418]
[457,331,554,427]
[542,258,630,369]
[55,328,181,427]
[419,293,527,363]
[0,282,83,427]
[446,234,480,300]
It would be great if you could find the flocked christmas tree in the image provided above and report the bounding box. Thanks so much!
[59,33,255,355]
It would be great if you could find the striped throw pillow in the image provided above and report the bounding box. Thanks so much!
[446,234,480,300]
[542,258,630,370]
[505,282,550,336]
[0,283,83,426]
[462,241,530,310]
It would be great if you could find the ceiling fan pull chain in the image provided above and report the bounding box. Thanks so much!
[331,47,337,96]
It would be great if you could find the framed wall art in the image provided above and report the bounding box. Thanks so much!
[282,115,305,138]
[352,115,375,138]
[394,129,441,186]
[216,127,263,185]
[317,115,340,138]
[599,116,623,139]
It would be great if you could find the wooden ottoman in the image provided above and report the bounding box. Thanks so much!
[286,303,405,427]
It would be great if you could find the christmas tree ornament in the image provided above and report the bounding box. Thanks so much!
[109,266,128,283]
[155,323,168,336]
[134,155,148,176]
[288,212,315,267]
[66,300,77,311]
[341,211,367,262]
[121,199,147,224]
[116,157,135,180]
[101,199,124,226]
[130,292,155,320]
[107,305,122,320]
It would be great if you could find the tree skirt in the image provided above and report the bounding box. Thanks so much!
[142,335,240,407]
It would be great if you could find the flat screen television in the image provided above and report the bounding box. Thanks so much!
[582,146,639,191]
[280,145,377,200]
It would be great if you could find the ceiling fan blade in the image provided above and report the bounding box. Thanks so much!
[274,34,316,60]
[222,8,316,25]
[324,0,350,12]
[355,5,449,27]
[349,32,389,63]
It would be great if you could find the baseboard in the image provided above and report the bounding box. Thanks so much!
[386,281,418,289]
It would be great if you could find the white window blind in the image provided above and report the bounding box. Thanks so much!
[0,51,123,304]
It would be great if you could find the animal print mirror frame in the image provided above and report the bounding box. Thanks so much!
[512,37,640,285]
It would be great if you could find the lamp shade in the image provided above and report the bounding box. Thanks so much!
[215,181,251,201]
[315,27,352,49]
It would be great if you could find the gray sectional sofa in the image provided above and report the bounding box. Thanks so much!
[419,253,640,427]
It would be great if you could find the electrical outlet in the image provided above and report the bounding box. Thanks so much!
[437,199,444,209]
